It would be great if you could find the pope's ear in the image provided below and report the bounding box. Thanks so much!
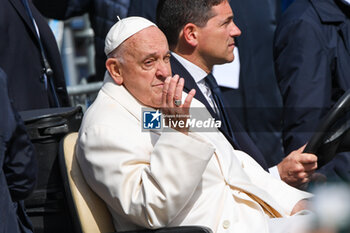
[106,58,123,85]
[182,23,198,47]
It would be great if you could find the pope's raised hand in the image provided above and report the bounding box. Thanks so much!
[161,75,196,134]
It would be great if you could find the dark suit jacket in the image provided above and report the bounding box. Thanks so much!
[0,0,69,111]
[0,68,37,233]
[223,0,284,167]
[274,0,350,180]
[171,56,269,171]
[128,0,158,23]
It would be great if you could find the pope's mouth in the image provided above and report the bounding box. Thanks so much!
[152,83,164,87]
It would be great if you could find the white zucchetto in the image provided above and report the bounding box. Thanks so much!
[104,16,157,55]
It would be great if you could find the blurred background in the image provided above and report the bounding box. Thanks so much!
[48,15,102,111]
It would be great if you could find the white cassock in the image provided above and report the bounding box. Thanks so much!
[76,72,313,233]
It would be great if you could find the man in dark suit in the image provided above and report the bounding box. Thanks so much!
[274,0,350,181]
[0,0,70,111]
[219,0,284,167]
[0,68,37,233]
[157,0,318,189]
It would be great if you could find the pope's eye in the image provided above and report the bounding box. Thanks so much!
[164,55,170,63]
[144,59,155,66]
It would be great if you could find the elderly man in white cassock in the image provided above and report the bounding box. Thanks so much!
[76,16,314,233]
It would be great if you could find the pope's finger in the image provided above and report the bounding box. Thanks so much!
[183,89,196,108]
[174,78,184,107]
[162,76,171,107]
[167,75,179,107]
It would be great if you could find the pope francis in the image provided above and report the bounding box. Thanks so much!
[76,16,313,233]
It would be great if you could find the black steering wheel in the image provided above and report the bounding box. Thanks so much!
[303,90,350,168]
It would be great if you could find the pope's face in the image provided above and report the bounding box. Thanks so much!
[120,26,171,108]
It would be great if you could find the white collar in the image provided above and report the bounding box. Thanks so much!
[101,71,149,120]
[171,52,208,84]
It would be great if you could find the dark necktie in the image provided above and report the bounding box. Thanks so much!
[205,73,240,148]
[21,0,61,107]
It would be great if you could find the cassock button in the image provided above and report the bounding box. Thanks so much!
[222,220,230,229]
[241,162,244,168]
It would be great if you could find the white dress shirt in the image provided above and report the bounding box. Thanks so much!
[213,47,241,89]
[171,52,219,113]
